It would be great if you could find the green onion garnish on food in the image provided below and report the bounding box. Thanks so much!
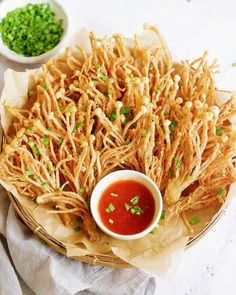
[169,120,178,132]
[174,157,182,169]
[26,169,33,176]
[124,203,131,211]
[216,128,223,136]
[150,226,158,234]
[42,83,48,90]
[28,141,39,156]
[125,139,131,145]
[158,210,166,225]
[32,147,39,156]
[108,111,116,122]
[160,210,166,220]
[79,187,86,193]
[42,136,49,145]
[57,138,63,147]
[133,205,143,215]
[28,140,35,148]
[106,203,115,213]
[108,219,114,224]
[124,117,130,125]
[102,76,109,82]
[130,196,139,205]
[218,188,226,197]
[120,106,131,115]
[42,182,49,188]
[73,121,83,133]
[74,226,81,232]
[189,216,200,225]
[28,90,35,97]
[168,168,174,177]
[26,128,33,134]
[155,85,162,93]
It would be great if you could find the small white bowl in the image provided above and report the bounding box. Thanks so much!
[90,170,163,240]
[0,0,69,64]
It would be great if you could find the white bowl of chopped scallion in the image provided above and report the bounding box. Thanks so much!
[0,0,69,63]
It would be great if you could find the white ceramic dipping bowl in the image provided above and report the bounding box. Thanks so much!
[0,0,69,64]
[90,170,163,240]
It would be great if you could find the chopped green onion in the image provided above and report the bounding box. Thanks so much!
[108,219,114,224]
[124,203,131,211]
[73,121,83,133]
[76,120,83,128]
[164,111,169,116]
[155,85,162,93]
[79,187,86,193]
[169,168,174,177]
[120,106,131,115]
[57,138,63,147]
[108,111,116,122]
[133,205,143,214]
[125,139,131,145]
[26,169,33,176]
[47,127,52,131]
[77,147,83,155]
[218,188,226,197]
[32,147,39,156]
[189,216,200,225]
[216,128,223,136]
[42,182,49,188]
[42,136,49,145]
[28,90,34,97]
[169,121,178,132]
[111,192,118,197]
[130,196,139,205]
[0,3,64,57]
[160,210,166,220]
[106,203,115,213]
[26,128,33,134]
[102,76,109,82]
[124,117,130,125]
[97,72,104,79]
[42,83,48,90]
[28,141,39,156]
[28,140,35,148]
[174,157,182,169]
[149,63,154,73]
[107,88,112,94]
[150,226,158,234]
[74,226,81,232]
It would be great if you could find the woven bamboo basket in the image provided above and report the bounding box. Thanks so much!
[0,126,224,268]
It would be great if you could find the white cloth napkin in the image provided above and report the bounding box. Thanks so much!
[0,187,156,295]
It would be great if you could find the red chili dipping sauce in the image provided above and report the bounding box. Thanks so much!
[98,180,155,235]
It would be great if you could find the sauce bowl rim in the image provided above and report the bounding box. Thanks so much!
[90,170,163,240]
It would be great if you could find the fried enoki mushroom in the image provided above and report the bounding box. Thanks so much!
[1,25,236,240]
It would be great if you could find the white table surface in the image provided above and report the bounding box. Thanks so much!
[1,0,236,294]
